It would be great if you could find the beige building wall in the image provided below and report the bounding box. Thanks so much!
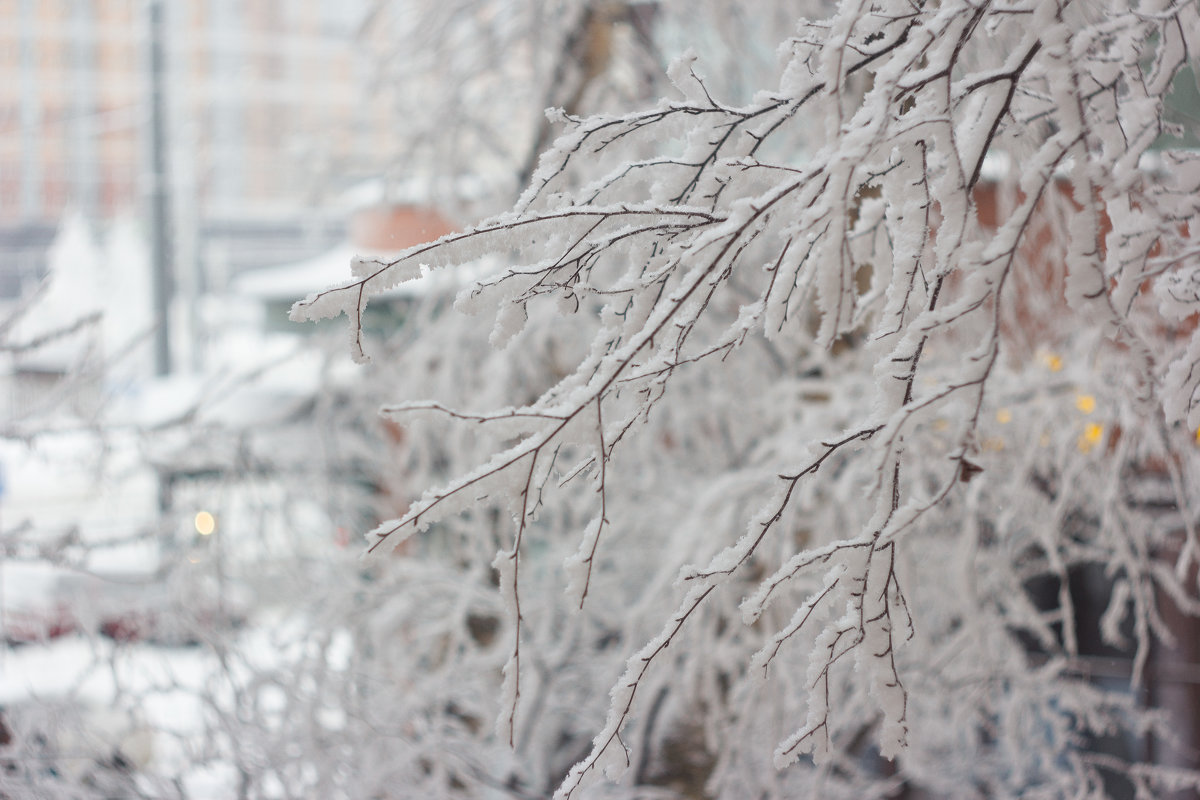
[0,0,382,225]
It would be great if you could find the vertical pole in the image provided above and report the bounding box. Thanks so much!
[18,0,42,221]
[148,0,172,376]
[69,0,97,218]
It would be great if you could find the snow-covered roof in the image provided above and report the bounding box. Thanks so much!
[232,242,500,304]
[334,174,498,213]
[233,243,364,302]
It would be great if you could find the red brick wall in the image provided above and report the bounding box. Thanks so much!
[350,205,455,251]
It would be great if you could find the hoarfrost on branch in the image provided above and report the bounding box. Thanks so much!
[294,0,1200,797]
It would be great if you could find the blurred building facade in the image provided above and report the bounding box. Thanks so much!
[0,0,381,300]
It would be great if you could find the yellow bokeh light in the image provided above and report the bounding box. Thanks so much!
[194,510,216,536]
[996,408,1012,424]
[1041,352,1063,372]
[1075,394,1096,414]
[1078,423,1104,453]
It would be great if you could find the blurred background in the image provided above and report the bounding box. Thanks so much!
[0,0,470,387]
[3,3,1199,798]
[0,3,791,796]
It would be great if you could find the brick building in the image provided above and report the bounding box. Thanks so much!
[0,0,388,299]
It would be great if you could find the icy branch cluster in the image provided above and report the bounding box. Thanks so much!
[291,1,1200,797]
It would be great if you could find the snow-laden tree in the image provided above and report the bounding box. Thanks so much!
[8,1,1199,797]
[293,0,1200,797]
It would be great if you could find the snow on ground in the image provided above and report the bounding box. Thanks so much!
[2,611,349,798]
[1,211,370,797]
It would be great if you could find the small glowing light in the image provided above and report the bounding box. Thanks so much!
[1195,428,1200,445]
[1041,352,1063,372]
[933,418,950,431]
[1075,394,1096,414]
[983,436,1006,451]
[995,408,1012,424]
[1078,423,1104,453]
[194,511,216,536]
